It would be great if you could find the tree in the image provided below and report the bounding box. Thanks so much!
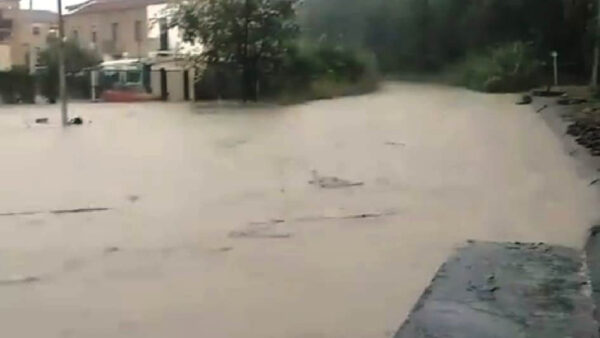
[38,40,101,102]
[170,0,300,101]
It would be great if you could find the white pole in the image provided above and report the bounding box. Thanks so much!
[551,51,558,87]
[57,0,68,126]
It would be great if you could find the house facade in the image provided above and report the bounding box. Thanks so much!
[21,10,58,69]
[0,0,56,70]
[64,0,181,61]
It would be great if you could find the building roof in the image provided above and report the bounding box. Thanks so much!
[66,0,166,15]
[21,10,58,24]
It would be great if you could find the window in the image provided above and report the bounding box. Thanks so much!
[92,30,97,43]
[111,22,118,41]
[0,30,10,42]
[159,18,168,51]
[72,29,79,43]
[32,26,40,36]
[134,20,142,42]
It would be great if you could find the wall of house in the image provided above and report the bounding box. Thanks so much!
[65,7,153,60]
[0,44,11,70]
[0,0,23,68]
[64,3,188,61]
[21,20,55,68]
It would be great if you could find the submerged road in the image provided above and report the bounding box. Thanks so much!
[0,83,598,337]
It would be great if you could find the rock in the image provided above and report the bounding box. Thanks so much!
[516,95,532,105]
[68,116,83,125]
[582,107,596,115]
[35,118,48,124]
[557,98,588,106]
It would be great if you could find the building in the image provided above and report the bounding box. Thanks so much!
[64,0,183,61]
[0,0,57,70]
[21,9,58,69]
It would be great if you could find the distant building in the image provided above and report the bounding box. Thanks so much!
[0,0,56,70]
[21,9,58,69]
[64,0,185,61]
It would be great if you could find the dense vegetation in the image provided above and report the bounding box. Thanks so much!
[0,66,35,103]
[174,0,597,98]
[171,0,378,101]
[300,0,594,92]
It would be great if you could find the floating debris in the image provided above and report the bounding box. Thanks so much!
[51,207,111,215]
[0,275,40,285]
[385,141,406,147]
[68,116,83,125]
[309,170,363,189]
[104,246,120,254]
[0,207,111,217]
[228,230,292,239]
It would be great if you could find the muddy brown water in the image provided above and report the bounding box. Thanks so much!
[0,83,598,337]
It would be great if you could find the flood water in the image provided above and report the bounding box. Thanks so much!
[0,82,598,337]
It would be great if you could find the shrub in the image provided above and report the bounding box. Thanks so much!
[38,41,101,102]
[0,66,35,104]
[194,63,243,100]
[451,42,542,93]
[275,43,379,101]
[193,44,379,102]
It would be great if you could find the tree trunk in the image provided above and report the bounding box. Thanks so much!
[591,0,600,87]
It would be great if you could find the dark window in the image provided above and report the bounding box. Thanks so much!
[111,22,118,41]
[0,30,10,41]
[134,20,142,42]
[92,31,97,43]
[32,26,40,36]
[159,18,168,51]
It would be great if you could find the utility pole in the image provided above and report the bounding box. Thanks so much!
[57,0,68,126]
[591,0,600,87]
[242,0,250,102]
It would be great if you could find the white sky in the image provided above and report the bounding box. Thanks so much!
[21,0,82,12]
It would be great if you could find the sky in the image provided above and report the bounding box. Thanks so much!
[21,0,82,12]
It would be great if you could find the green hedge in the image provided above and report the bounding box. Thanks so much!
[0,67,35,103]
